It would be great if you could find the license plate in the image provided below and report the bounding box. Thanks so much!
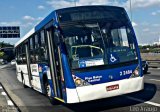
[106,84,119,91]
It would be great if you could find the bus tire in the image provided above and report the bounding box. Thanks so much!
[44,80,58,105]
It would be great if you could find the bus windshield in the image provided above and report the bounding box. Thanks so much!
[62,21,138,69]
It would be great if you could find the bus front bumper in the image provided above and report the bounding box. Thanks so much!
[66,76,144,103]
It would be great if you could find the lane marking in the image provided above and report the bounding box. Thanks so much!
[149,79,160,82]
[1,92,6,96]
[7,100,14,106]
[0,86,2,89]
[0,83,18,110]
[126,96,160,107]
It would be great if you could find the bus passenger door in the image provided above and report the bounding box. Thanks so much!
[25,42,32,87]
[46,27,63,99]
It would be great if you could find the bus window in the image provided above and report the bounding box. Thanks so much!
[22,44,27,64]
[30,38,33,50]
[41,30,45,44]
[29,37,36,63]
[111,27,129,47]
[16,47,21,64]
[34,33,41,62]
[35,34,39,49]
[38,30,48,62]
[62,21,137,69]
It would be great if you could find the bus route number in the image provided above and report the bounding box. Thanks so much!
[120,70,132,76]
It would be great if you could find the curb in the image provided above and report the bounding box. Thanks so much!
[0,82,21,112]
[1,83,29,112]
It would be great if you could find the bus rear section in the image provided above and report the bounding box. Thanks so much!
[57,6,144,103]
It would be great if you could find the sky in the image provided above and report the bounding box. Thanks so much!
[0,0,160,45]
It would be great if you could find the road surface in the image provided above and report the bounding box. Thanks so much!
[0,64,160,112]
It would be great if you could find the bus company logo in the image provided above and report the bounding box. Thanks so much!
[85,75,102,83]
[106,84,119,91]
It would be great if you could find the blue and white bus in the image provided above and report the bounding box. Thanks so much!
[15,6,144,104]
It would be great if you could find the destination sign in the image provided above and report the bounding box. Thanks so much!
[0,26,20,38]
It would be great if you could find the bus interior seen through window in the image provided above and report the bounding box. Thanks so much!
[62,21,138,69]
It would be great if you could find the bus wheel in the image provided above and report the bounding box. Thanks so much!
[44,81,58,105]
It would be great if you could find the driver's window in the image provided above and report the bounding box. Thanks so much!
[120,28,129,47]
[111,27,129,47]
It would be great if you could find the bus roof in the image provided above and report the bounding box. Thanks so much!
[14,28,35,47]
[15,11,56,47]
[14,5,125,47]
[56,5,124,13]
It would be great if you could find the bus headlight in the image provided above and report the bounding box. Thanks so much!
[73,75,91,87]
[130,67,139,78]
[75,79,83,86]
[134,69,139,76]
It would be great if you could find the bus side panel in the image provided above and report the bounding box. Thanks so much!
[39,64,51,94]
[30,64,45,93]
[124,10,143,77]
[16,63,22,82]
[43,65,67,102]
[16,64,31,87]
[61,51,80,103]
[37,63,57,97]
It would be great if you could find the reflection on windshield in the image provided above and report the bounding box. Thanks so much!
[62,21,138,69]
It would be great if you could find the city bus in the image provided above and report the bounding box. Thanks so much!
[15,6,144,104]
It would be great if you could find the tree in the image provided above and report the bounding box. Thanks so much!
[0,51,5,58]
[0,41,13,48]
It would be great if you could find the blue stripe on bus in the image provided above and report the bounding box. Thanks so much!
[124,10,143,77]
[38,64,48,94]
[61,45,76,89]
[75,64,139,85]
[35,11,56,31]
[38,62,68,101]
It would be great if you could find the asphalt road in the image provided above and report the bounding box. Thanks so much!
[0,82,18,112]
[0,65,160,112]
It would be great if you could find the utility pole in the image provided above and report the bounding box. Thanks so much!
[130,0,132,21]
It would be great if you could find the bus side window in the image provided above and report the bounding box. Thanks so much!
[35,34,39,49]
[17,46,24,64]
[29,37,36,63]
[16,47,20,64]
[38,30,48,63]
[35,33,40,62]
[18,47,22,64]
[22,44,27,64]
